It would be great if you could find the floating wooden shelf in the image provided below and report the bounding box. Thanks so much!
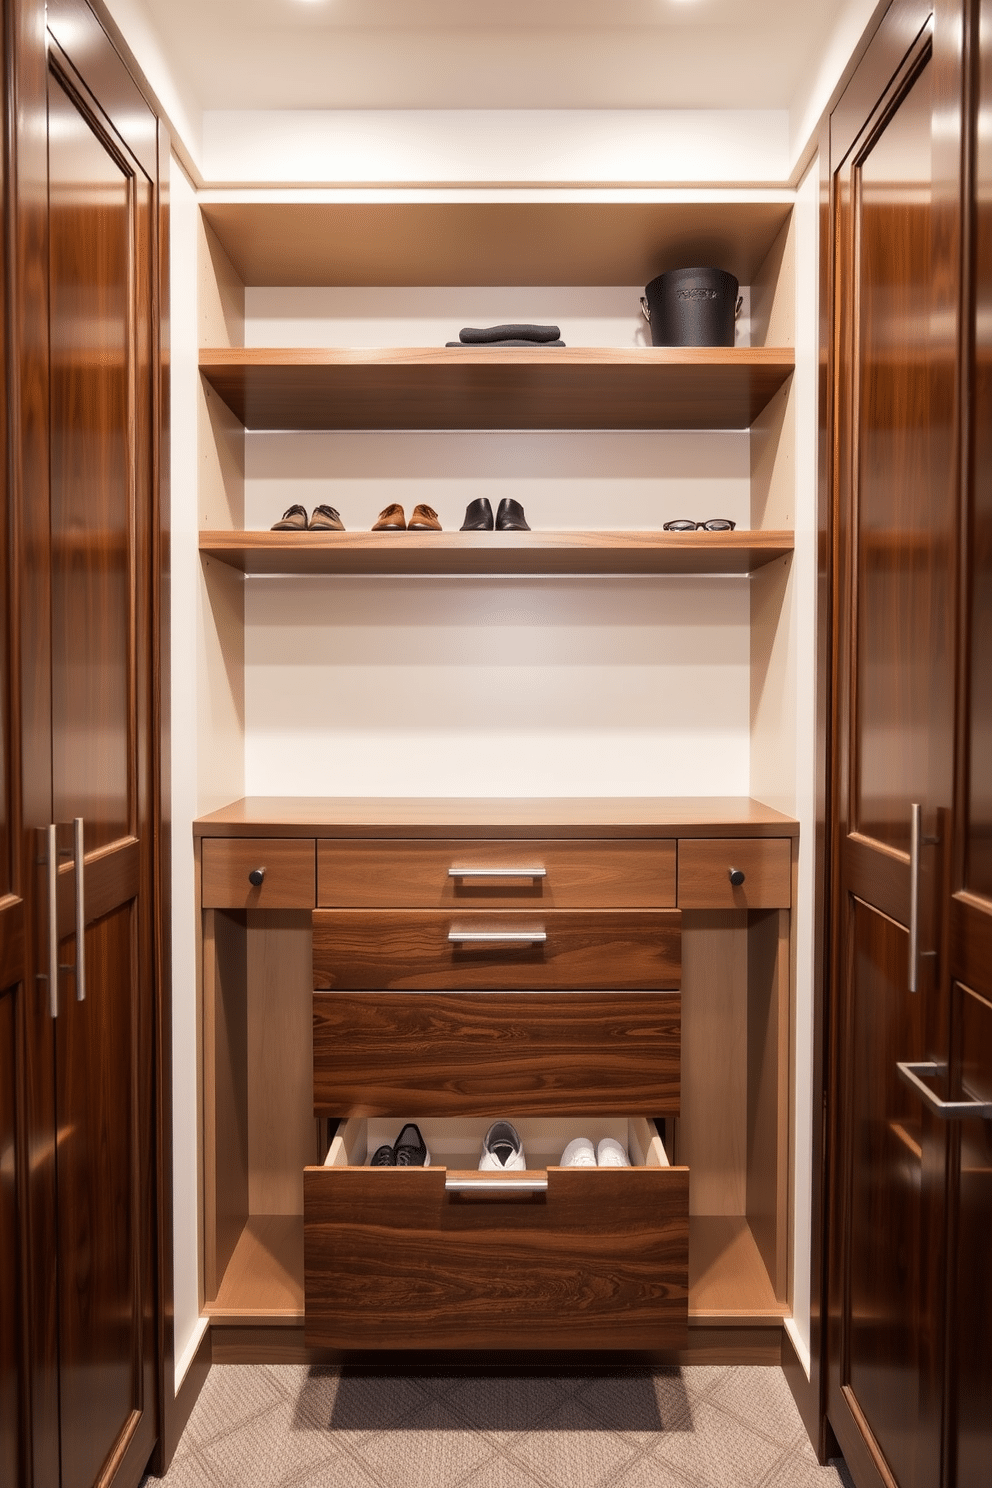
[199,198,794,289]
[199,346,794,432]
[199,528,794,577]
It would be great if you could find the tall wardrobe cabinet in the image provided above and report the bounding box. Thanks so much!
[2,2,169,1487]
[825,0,992,1483]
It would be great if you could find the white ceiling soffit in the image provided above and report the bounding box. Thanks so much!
[102,0,885,185]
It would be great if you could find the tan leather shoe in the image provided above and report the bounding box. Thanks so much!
[409,503,442,531]
[308,504,344,531]
[271,504,308,531]
[372,504,405,531]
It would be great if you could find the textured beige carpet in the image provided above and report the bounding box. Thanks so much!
[146,1364,847,1488]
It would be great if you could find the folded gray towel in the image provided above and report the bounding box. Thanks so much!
[445,339,566,348]
[459,324,561,344]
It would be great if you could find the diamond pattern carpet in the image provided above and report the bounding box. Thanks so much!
[145,1364,849,1488]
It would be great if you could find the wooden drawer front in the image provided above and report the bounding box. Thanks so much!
[312,990,681,1118]
[317,839,676,909]
[304,1116,688,1351]
[312,910,681,991]
[201,838,316,909]
[677,838,791,909]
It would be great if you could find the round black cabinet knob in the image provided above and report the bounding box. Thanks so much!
[248,867,266,887]
[728,867,746,887]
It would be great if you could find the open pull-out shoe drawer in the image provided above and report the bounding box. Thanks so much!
[303,1115,688,1352]
[312,989,681,1118]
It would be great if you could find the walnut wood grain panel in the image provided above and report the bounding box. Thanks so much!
[200,529,795,578]
[677,838,791,909]
[246,913,318,1215]
[317,839,676,910]
[303,1164,688,1351]
[312,990,681,1118]
[312,910,681,992]
[202,837,315,909]
[745,909,790,1302]
[678,913,748,1216]
[202,909,249,1302]
[199,346,794,433]
[195,796,800,840]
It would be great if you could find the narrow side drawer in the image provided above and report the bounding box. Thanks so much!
[201,837,316,909]
[677,838,792,909]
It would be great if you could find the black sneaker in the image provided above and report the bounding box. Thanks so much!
[369,1144,395,1166]
[393,1123,430,1167]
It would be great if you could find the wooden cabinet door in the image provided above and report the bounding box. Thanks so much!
[948,2,992,1479]
[43,35,158,1488]
[828,7,957,1486]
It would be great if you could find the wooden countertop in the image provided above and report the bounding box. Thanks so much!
[193,797,799,840]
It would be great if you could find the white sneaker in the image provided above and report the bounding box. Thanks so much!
[479,1120,526,1171]
[597,1137,630,1167]
[560,1137,597,1167]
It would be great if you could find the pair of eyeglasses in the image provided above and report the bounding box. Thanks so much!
[662,519,737,532]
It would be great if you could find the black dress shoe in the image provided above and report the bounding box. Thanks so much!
[460,497,494,531]
[495,497,530,531]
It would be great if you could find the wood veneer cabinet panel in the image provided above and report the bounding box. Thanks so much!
[202,837,316,909]
[317,839,676,910]
[677,838,791,909]
[312,910,681,992]
[312,990,681,1118]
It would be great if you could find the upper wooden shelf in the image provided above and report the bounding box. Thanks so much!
[199,347,794,432]
[199,198,793,289]
[200,528,793,578]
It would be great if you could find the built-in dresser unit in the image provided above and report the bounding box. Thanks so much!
[192,192,801,1363]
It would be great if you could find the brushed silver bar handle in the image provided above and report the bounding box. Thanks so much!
[448,867,547,879]
[73,818,85,1003]
[896,1061,992,1120]
[46,824,58,1019]
[448,931,547,945]
[445,1175,548,1194]
[909,802,922,993]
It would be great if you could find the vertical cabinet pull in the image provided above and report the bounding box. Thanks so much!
[909,803,922,994]
[74,817,86,1003]
[46,824,59,1019]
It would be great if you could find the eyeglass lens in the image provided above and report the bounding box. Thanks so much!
[662,519,737,532]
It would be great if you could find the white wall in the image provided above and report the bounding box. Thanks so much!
[784,158,821,1374]
[202,109,790,188]
[241,287,752,800]
[169,160,207,1387]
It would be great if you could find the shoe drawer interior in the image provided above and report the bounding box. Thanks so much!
[324,1114,671,1172]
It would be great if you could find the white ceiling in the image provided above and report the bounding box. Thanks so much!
[133,0,853,114]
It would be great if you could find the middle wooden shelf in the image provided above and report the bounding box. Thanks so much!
[199,528,794,577]
[199,345,795,431]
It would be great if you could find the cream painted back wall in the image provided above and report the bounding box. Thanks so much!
[241,289,752,799]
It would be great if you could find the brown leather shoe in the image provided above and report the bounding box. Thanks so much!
[271,504,308,531]
[308,504,344,531]
[409,503,442,531]
[372,504,405,531]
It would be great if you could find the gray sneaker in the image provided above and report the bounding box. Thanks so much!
[479,1120,525,1171]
